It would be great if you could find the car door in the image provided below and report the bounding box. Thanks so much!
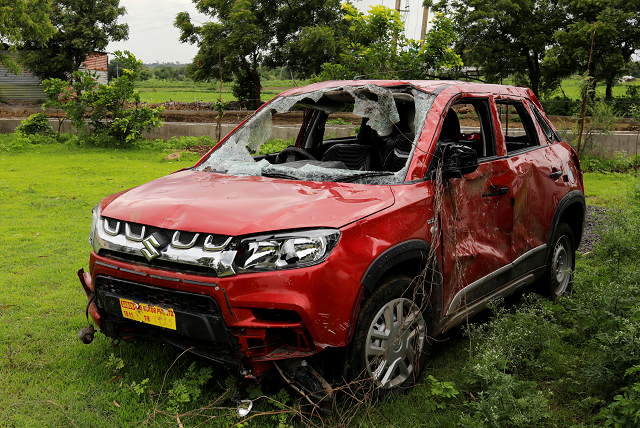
[435,94,516,319]
[496,98,567,280]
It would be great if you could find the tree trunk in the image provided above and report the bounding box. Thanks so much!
[524,49,540,97]
[605,77,614,100]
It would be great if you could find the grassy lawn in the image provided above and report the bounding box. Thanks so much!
[583,172,638,207]
[1,136,639,427]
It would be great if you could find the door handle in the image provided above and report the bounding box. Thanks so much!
[482,187,509,197]
[549,170,563,179]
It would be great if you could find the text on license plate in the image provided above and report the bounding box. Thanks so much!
[119,298,176,330]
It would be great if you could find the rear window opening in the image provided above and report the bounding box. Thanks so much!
[195,85,435,184]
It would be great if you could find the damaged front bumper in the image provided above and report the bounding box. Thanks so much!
[77,246,363,378]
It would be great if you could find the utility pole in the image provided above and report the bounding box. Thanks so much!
[393,0,402,50]
[420,1,430,47]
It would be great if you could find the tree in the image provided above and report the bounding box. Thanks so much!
[43,51,164,145]
[545,0,640,99]
[435,0,566,97]
[315,5,463,81]
[0,0,55,74]
[175,0,345,109]
[20,0,128,80]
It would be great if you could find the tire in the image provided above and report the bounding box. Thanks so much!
[348,275,433,393]
[542,222,575,300]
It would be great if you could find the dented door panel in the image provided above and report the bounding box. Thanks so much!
[439,159,514,315]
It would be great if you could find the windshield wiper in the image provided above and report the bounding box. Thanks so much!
[338,172,394,183]
[262,172,299,180]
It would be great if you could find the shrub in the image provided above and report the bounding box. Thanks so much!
[581,152,638,173]
[16,112,53,136]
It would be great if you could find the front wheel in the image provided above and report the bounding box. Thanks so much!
[348,275,433,393]
[543,222,575,300]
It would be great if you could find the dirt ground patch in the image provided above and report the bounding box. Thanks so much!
[0,101,360,126]
[3,100,638,130]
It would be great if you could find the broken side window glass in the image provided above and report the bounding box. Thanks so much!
[195,85,435,185]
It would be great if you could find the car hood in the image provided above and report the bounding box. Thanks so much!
[101,170,395,236]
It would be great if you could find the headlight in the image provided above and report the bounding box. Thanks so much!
[89,203,101,248]
[233,229,340,272]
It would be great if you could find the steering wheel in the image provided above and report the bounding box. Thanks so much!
[274,147,316,164]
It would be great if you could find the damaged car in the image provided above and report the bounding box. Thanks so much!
[78,80,585,406]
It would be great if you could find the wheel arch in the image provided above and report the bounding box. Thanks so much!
[546,190,586,257]
[360,239,443,321]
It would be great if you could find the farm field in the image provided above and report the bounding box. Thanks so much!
[1,137,640,427]
[135,79,307,104]
[132,78,640,105]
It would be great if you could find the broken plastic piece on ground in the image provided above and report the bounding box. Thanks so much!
[237,399,252,417]
[274,358,335,414]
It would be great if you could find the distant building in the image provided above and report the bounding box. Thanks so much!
[0,51,108,102]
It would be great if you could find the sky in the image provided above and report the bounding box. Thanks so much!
[107,0,431,64]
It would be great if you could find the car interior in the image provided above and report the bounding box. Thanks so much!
[253,89,418,173]
[435,99,496,161]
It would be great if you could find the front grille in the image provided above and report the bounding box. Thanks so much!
[129,223,144,236]
[95,275,221,316]
[102,217,230,251]
[94,275,239,366]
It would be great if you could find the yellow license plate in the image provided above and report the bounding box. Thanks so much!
[119,298,176,330]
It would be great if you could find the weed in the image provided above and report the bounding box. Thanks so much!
[166,362,213,413]
[106,353,125,372]
[256,138,293,155]
[326,118,351,125]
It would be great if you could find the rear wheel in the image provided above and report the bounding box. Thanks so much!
[348,275,432,393]
[543,222,575,300]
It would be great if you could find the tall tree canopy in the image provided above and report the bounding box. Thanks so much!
[20,0,128,80]
[545,0,640,98]
[175,0,346,108]
[316,5,462,81]
[0,0,55,74]
[435,0,566,97]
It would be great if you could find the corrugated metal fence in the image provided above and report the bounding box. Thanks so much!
[0,53,46,101]
[0,51,108,101]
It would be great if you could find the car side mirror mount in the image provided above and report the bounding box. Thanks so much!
[440,143,479,179]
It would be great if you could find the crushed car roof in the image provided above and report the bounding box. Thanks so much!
[278,79,538,101]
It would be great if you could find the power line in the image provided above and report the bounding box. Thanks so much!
[125,16,176,29]
[125,3,193,19]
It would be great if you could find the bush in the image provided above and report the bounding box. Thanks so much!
[16,112,53,136]
[42,51,164,147]
[540,95,580,116]
[581,152,639,173]
[540,94,640,118]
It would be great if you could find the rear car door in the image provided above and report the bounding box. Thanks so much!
[496,98,567,280]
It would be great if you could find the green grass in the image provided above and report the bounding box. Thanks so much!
[553,78,640,98]
[1,133,637,427]
[583,171,637,207]
[0,139,215,426]
[134,79,308,104]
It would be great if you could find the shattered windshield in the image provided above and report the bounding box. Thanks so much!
[195,84,435,184]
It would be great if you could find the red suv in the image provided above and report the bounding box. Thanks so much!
[78,80,584,400]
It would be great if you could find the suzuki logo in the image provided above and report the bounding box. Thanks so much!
[141,232,169,261]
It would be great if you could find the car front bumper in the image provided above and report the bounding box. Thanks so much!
[78,246,365,376]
